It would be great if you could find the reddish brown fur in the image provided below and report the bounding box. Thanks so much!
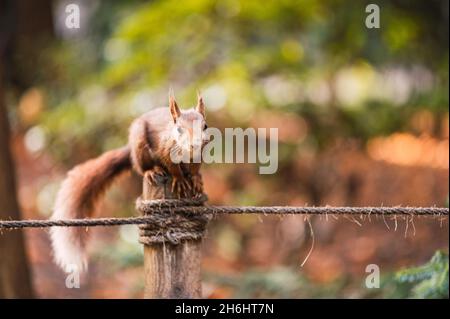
[51,97,207,272]
[69,146,131,218]
[50,146,131,271]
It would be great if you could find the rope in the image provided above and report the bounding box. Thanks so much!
[0,204,447,230]
[137,195,211,245]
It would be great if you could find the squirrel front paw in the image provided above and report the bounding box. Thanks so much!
[144,167,168,185]
[191,174,204,194]
[171,176,191,198]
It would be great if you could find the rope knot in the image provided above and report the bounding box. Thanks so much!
[135,194,211,245]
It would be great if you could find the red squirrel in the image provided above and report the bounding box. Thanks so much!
[50,93,209,272]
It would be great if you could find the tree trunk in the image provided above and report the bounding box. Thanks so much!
[3,0,54,90]
[0,61,34,298]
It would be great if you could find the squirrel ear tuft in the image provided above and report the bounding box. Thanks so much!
[196,91,205,118]
[169,91,181,123]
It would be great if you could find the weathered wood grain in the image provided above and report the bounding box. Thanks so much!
[142,175,203,298]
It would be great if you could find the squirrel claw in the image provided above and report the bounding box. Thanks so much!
[191,174,203,194]
[144,168,167,186]
[171,177,191,198]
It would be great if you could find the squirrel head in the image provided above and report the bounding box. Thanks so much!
[168,92,209,157]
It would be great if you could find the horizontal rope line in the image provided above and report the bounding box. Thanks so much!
[0,206,448,229]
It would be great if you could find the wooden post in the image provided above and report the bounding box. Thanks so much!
[142,175,204,299]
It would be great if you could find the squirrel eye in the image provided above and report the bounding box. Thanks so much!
[203,124,208,130]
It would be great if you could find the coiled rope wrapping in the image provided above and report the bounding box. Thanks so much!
[136,194,212,245]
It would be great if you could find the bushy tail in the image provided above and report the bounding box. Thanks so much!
[50,146,131,272]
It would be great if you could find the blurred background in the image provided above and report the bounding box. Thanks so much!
[0,0,448,298]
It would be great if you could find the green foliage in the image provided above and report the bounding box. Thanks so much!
[207,253,450,299]
[32,0,449,163]
[205,267,306,298]
[395,251,449,299]
[205,267,350,298]
[94,226,144,271]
